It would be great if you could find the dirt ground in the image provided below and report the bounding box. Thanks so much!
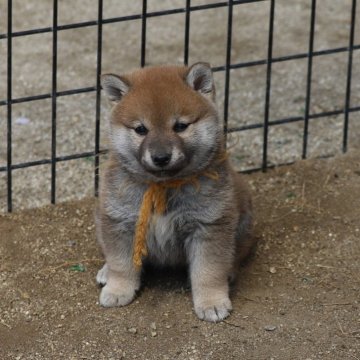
[1,0,360,211]
[0,151,359,360]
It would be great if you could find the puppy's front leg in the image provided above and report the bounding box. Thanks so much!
[97,216,141,307]
[188,228,235,322]
[99,258,140,307]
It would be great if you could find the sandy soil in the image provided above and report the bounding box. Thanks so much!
[0,151,359,360]
[0,1,360,211]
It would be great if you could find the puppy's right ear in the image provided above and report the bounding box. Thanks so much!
[101,74,130,102]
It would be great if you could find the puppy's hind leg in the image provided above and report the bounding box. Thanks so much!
[236,212,256,264]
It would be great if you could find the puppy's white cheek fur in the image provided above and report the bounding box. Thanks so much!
[192,117,220,150]
[184,117,221,153]
[175,116,220,173]
[179,116,219,146]
[111,126,142,156]
[142,149,153,168]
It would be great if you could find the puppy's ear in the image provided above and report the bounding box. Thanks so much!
[101,74,130,102]
[186,62,214,97]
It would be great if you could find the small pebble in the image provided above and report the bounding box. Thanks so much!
[269,267,277,274]
[128,327,137,334]
[150,322,157,330]
[264,325,277,331]
[151,331,157,337]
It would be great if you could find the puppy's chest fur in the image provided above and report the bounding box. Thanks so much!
[146,210,190,265]
[147,182,229,265]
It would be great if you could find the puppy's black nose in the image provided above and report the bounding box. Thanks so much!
[152,153,171,167]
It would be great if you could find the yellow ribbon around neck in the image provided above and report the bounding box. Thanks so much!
[132,171,220,268]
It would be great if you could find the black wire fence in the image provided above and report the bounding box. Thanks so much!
[0,0,358,212]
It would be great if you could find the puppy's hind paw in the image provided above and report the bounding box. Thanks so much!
[96,264,108,286]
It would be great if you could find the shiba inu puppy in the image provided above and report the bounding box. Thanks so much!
[96,63,255,322]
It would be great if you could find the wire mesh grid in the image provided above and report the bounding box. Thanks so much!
[0,0,358,211]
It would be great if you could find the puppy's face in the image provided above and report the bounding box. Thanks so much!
[102,63,222,181]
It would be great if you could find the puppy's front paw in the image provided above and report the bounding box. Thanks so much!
[99,284,136,307]
[194,297,232,322]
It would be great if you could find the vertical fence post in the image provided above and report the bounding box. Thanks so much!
[302,0,316,160]
[343,0,357,153]
[141,0,147,67]
[51,0,58,204]
[184,0,191,66]
[262,0,275,171]
[7,0,13,212]
[95,0,103,197]
[223,0,233,142]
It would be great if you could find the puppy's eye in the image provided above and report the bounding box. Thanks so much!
[134,125,148,136]
[173,122,189,133]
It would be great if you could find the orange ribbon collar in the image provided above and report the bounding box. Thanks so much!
[133,172,219,268]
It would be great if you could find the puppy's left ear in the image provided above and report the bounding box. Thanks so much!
[186,62,215,100]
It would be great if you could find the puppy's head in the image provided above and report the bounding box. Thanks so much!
[102,63,223,181]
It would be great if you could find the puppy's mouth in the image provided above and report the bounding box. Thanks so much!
[146,167,183,178]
